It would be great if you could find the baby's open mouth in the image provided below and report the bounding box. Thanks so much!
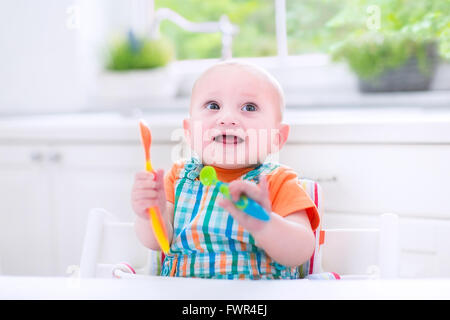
[213,134,245,145]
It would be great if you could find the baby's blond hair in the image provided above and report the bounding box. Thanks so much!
[191,60,285,120]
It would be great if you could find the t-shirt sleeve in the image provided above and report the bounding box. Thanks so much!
[164,160,185,204]
[267,166,320,231]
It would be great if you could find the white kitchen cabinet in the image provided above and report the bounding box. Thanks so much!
[0,145,55,276]
[0,142,177,276]
[279,144,450,218]
[49,143,175,275]
[323,212,450,278]
[279,144,450,278]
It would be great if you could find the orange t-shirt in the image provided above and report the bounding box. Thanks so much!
[164,161,320,230]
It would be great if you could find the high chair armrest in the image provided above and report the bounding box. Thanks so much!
[79,208,116,278]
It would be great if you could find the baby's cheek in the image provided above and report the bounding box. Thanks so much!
[246,129,278,160]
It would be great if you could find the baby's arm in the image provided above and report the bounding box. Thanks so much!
[131,169,174,251]
[134,202,174,251]
[218,177,315,267]
[251,210,315,267]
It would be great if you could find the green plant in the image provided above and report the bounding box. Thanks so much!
[326,0,450,79]
[106,32,174,71]
[331,34,436,79]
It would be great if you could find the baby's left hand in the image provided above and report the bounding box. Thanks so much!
[217,176,272,233]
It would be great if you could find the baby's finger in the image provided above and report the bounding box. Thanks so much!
[259,176,269,194]
[229,180,263,203]
[134,179,158,190]
[132,189,159,201]
[154,168,165,182]
[257,176,271,206]
[154,168,165,189]
[136,198,159,210]
[135,171,155,181]
[218,198,267,233]
[134,203,151,219]
[229,178,271,212]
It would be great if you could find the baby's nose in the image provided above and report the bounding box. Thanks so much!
[217,113,239,126]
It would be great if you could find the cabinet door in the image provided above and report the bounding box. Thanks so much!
[279,144,450,278]
[50,143,176,275]
[323,212,450,278]
[279,144,450,218]
[0,145,55,276]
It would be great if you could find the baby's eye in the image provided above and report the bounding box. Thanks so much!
[206,102,220,110]
[241,104,257,112]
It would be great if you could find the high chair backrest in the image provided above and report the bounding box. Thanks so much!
[321,213,399,279]
[298,180,400,279]
[297,179,325,276]
[79,208,151,278]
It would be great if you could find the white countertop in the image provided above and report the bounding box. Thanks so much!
[1,275,450,300]
[0,106,450,144]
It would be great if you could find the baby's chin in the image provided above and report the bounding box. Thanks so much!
[206,161,254,170]
[190,140,273,169]
[199,151,267,170]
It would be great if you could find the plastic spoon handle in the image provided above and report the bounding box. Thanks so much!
[139,119,170,254]
[235,195,271,221]
[149,207,170,253]
[216,181,270,221]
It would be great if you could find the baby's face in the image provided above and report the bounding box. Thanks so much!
[184,64,289,169]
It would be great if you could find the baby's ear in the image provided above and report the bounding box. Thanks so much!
[274,123,290,151]
[183,118,191,145]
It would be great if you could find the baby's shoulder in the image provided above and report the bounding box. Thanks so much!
[263,162,299,179]
[172,159,187,169]
[165,159,187,181]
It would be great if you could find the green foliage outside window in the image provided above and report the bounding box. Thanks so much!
[155,0,276,59]
[286,0,351,54]
[326,0,450,78]
[154,0,449,81]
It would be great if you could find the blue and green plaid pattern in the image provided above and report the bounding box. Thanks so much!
[160,158,302,279]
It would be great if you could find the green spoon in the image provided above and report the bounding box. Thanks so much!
[199,166,270,221]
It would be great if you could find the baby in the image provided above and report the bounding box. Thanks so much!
[131,61,320,279]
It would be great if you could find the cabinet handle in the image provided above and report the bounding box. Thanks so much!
[315,176,338,183]
[48,153,62,163]
[30,152,43,163]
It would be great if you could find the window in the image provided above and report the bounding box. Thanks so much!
[155,0,277,59]
[94,0,450,107]
[286,0,348,55]
[154,0,450,89]
[153,0,353,59]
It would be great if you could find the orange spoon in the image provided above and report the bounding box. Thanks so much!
[139,119,170,254]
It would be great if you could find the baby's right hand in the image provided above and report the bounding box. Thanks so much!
[131,169,166,220]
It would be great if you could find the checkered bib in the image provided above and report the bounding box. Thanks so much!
[160,158,309,279]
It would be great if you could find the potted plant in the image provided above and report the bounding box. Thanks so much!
[326,0,450,93]
[96,31,178,108]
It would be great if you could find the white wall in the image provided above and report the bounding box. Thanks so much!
[0,0,88,114]
[0,0,156,115]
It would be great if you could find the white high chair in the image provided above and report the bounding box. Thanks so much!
[79,179,399,280]
[79,208,153,279]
